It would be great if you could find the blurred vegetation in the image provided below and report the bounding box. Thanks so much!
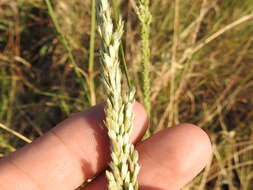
[0,0,253,189]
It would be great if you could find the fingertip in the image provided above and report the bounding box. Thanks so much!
[137,123,212,189]
[170,123,212,175]
[174,123,212,155]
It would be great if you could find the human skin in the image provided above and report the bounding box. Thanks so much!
[0,102,212,190]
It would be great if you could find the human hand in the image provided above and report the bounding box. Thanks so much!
[0,102,212,190]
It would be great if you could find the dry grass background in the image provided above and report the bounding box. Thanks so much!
[0,0,253,189]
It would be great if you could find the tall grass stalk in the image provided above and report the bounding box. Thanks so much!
[88,0,97,106]
[179,12,253,65]
[96,0,140,189]
[168,0,180,126]
[136,0,152,137]
[44,0,91,106]
[0,123,32,144]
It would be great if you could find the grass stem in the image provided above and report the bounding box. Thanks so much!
[44,0,90,106]
[168,0,180,127]
[136,0,152,138]
[0,123,32,144]
[88,0,97,106]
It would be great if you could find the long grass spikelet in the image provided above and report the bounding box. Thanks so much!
[136,0,152,137]
[96,0,140,189]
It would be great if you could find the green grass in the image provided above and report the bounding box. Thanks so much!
[1,0,253,189]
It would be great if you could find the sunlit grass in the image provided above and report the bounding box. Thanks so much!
[0,0,253,189]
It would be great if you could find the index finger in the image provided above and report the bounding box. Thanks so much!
[0,102,148,190]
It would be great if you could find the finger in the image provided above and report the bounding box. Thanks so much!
[83,124,212,190]
[0,102,148,190]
